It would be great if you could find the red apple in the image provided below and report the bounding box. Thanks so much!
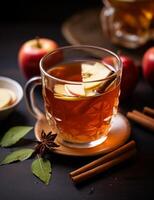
[120,55,138,100]
[103,55,138,101]
[18,38,59,79]
[142,47,154,88]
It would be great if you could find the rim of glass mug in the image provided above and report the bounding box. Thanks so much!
[39,45,122,84]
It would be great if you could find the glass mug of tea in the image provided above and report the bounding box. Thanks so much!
[25,45,122,148]
[101,0,154,48]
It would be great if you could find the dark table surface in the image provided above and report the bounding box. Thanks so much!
[0,21,154,200]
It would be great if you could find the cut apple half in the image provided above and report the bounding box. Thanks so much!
[81,62,113,91]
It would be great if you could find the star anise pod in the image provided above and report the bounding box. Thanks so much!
[35,130,59,156]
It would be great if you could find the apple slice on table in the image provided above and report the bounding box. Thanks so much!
[0,89,12,109]
[0,88,17,109]
[3,88,16,104]
[81,62,114,92]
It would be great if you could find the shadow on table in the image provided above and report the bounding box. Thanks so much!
[47,150,137,188]
[0,110,30,136]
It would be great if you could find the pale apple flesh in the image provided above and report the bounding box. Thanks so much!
[53,62,115,100]
[0,88,16,109]
[81,62,113,90]
[65,84,85,96]
[54,84,85,101]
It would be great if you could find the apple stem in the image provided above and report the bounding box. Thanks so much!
[36,36,41,48]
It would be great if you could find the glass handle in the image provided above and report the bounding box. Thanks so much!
[24,76,43,119]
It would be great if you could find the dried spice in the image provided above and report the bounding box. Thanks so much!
[35,130,59,156]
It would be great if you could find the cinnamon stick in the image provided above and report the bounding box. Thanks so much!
[127,111,154,131]
[132,110,154,123]
[71,149,136,184]
[143,107,154,118]
[70,140,136,177]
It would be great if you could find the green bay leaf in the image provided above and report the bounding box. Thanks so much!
[31,157,52,185]
[0,126,33,147]
[1,148,34,165]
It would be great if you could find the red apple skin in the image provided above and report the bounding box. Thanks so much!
[120,55,138,100]
[103,55,138,101]
[142,47,154,88]
[18,38,59,79]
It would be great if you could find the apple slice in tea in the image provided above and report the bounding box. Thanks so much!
[65,84,96,97]
[53,61,116,100]
[81,62,116,92]
[65,84,85,97]
[54,84,87,100]
[54,83,97,100]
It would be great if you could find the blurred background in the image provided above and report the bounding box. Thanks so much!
[0,0,153,105]
[0,0,101,23]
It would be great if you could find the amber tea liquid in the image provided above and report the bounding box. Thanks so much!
[43,61,120,147]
